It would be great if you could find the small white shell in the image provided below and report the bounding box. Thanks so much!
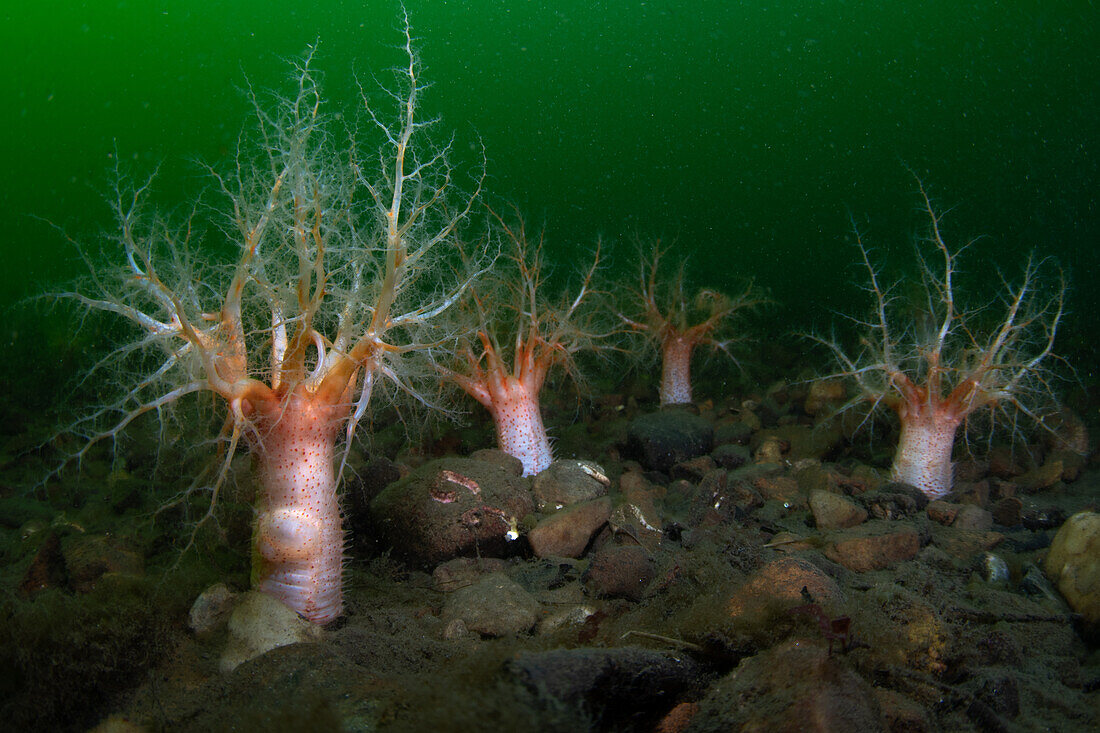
[982,552,1010,585]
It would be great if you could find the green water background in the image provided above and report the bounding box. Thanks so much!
[2,1,1097,383]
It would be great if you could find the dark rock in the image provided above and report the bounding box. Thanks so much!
[63,535,144,593]
[768,423,843,462]
[978,675,1020,719]
[975,629,1024,666]
[18,532,66,597]
[625,409,714,473]
[882,481,930,510]
[511,557,583,593]
[0,496,53,530]
[991,497,1023,527]
[954,479,991,507]
[927,500,961,525]
[431,557,509,592]
[955,458,990,482]
[714,420,753,446]
[670,455,716,481]
[689,469,762,528]
[953,504,994,532]
[793,462,837,494]
[469,448,524,476]
[753,475,805,507]
[584,544,655,600]
[711,443,749,469]
[1017,460,1064,492]
[508,646,703,730]
[440,572,540,637]
[988,445,1027,478]
[1022,506,1066,530]
[861,490,920,520]
[931,527,1005,559]
[1001,529,1052,553]
[850,464,884,492]
[727,462,785,484]
[345,456,402,537]
[688,639,885,732]
[370,457,534,566]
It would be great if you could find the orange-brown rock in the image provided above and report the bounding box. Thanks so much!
[528,497,612,558]
[655,702,698,733]
[927,500,960,525]
[825,525,920,572]
[727,556,844,620]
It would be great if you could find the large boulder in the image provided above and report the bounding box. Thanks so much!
[370,457,534,566]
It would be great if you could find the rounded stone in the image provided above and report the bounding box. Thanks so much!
[1045,511,1100,624]
[219,591,322,673]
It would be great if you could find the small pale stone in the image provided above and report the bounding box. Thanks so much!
[219,591,322,673]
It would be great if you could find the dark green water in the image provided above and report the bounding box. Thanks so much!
[3,1,1097,374]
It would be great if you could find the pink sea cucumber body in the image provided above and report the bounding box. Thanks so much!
[487,375,553,477]
[253,389,344,624]
[891,402,961,501]
[660,334,695,406]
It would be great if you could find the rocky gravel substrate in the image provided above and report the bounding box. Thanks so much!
[3,381,1099,732]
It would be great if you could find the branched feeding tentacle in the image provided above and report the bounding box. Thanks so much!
[48,16,485,624]
[812,174,1067,499]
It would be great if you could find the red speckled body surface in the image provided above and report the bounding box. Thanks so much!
[253,388,345,624]
[890,402,961,500]
[52,19,487,627]
[621,243,759,408]
[444,208,606,478]
[485,374,553,477]
[660,334,695,406]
